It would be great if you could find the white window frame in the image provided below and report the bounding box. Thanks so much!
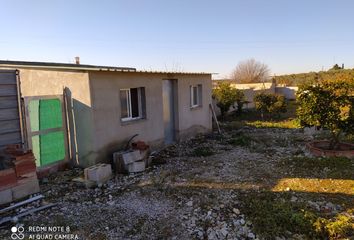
[120,88,143,122]
[190,85,201,108]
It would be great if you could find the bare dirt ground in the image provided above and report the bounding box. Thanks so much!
[0,124,353,240]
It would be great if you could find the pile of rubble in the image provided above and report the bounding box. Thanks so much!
[182,199,257,239]
[0,144,39,205]
[113,140,151,174]
[73,140,152,188]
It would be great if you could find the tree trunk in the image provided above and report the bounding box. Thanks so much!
[329,131,341,150]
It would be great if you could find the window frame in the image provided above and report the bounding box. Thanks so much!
[120,87,144,122]
[190,84,202,108]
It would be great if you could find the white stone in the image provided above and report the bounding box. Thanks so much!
[220,227,228,237]
[248,232,255,239]
[233,208,240,214]
[291,196,298,202]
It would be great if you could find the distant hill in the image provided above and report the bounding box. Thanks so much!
[273,69,354,86]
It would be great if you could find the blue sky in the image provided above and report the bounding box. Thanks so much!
[1,0,354,78]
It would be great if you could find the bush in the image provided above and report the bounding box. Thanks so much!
[297,80,354,149]
[254,92,287,119]
[212,82,245,118]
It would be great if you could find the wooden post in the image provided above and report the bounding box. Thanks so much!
[209,104,221,134]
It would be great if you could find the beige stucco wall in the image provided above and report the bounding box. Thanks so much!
[0,67,96,167]
[0,66,212,166]
[89,72,212,163]
[175,74,213,140]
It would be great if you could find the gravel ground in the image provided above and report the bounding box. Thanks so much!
[0,126,351,239]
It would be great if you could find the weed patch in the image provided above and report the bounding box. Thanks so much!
[246,119,300,129]
[227,134,253,146]
[190,147,215,157]
[280,156,354,179]
[241,191,354,239]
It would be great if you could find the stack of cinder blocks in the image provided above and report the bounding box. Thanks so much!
[113,142,151,174]
[0,144,40,205]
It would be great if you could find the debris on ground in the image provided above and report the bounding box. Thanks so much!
[0,144,39,205]
[0,127,352,239]
[113,140,151,174]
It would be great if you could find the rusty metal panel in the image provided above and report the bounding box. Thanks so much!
[0,70,22,149]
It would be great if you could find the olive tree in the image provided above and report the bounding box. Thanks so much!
[213,82,245,119]
[297,80,354,149]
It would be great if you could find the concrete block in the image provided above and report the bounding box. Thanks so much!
[0,188,13,205]
[121,150,142,165]
[127,161,145,173]
[112,153,125,174]
[113,150,144,174]
[84,163,112,184]
[12,177,40,200]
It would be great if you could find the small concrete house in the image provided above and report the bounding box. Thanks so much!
[0,60,212,168]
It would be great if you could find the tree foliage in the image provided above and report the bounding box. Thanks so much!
[231,59,270,84]
[212,82,245,118]
[329,64,343,71]
[273,68,354,86]
[254,92,287,119]
[297,79,354,149]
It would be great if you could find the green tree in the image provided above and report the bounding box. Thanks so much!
[297,80,354,149]
[213,82,244,119]
[329,64,342,71]
[234,89,245,114]
[254,92,287,120]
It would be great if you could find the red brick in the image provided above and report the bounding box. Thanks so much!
[132,141,149,151]
[5,144,22,150]
[4,144,25,157]
[17,171,37,180]
[14,159,37,177]
[0,168,17,190]
[14,152,35,161]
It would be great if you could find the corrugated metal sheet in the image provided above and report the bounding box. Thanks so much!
[0,70,22,149]
[0,60,214,75]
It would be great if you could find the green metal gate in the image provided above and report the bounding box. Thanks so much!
[25,96,68,167]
